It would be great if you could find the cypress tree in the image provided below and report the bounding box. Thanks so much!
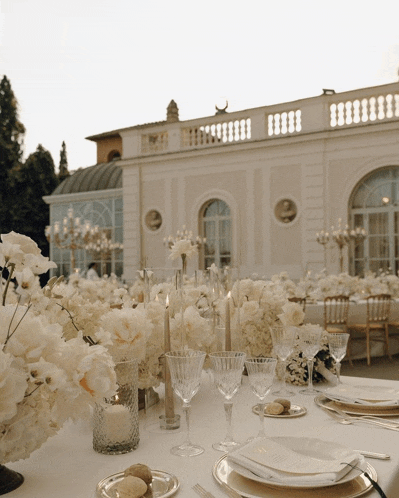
[0,75,25,232]
[58,140,70,182]
[10,145,59,255]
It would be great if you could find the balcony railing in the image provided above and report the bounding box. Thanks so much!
[129,82,399,157]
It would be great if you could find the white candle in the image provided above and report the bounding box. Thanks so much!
[103,404,131,442]
[225,291,231,350]
[164,295,175,419]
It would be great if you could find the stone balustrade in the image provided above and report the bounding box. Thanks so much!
[127,82,399,158]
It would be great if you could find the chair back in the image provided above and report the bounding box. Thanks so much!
[366,294,391,324]
[324,295,350,329]
[288,296,306,312]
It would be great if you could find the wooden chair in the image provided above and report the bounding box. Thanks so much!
[324,295,351,364]
[348,294,391,366]
[288,296,306,312]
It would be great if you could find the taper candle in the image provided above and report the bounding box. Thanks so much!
[225,291,231,350]
[164,295,175,419]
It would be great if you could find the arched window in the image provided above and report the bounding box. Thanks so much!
[200,199,232,269]
[107,150,121,161]
[350,166,399,275]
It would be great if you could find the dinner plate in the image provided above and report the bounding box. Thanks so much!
[227,437,366,489]
[96,469,180,497]
[252,404,307,418]
[315,394,399,417]
[213,455,376,498]
[324,384,399,405]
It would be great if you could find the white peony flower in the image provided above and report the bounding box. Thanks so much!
[1,231,41,256]
[0,350,27,423]
[168,239,198,260]
[277,301,305,327]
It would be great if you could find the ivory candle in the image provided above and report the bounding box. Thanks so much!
[164,295,175,419]
[103,404,131,442]
[225,291,231,350]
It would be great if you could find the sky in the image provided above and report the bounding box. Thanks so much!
[1,0,399,173]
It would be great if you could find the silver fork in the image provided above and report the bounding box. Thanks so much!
[192,484,215,498]
[322,404,399,431]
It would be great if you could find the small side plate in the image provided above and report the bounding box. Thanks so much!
[96,469,180,498]
[252,404,307,418]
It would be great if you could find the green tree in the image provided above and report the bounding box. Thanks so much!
[10,145,59,255]
[58,140,70,182]
[0,75,25,232]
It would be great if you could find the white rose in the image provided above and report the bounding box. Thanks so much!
[277,301,304,327]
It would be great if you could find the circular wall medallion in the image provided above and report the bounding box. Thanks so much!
[145,210,162,231]
[275,198,297,224]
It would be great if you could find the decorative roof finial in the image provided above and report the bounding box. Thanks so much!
[215,100,228,115]
[167,100,179,122]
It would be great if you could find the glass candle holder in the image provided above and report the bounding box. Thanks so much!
[93,358,140,455]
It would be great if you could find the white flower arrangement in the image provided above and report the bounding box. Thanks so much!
[0,232,117,464]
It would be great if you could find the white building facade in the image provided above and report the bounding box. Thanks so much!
[45,82,399,283]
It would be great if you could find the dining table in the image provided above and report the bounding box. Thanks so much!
[7,372,399,498]
[305,299,399,359]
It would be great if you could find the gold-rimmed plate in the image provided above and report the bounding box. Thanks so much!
[252,404,307,418]
[315,395,399,418]
[213,454,376,498]
[96,470,180,497]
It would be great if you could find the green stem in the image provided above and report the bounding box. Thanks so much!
[2,263,15,306]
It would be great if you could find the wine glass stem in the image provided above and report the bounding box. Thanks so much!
[223,401,234,443]
[307,359,314,390]
[258,402,266,438]
[336,361,342,384]
[182,402,192,447]
[279,358,287,388]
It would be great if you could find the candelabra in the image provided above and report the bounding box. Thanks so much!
[163,225,206,274]
[45,208,98,272]
[316,230,330,269]
[316,219,367,273]
[84,229,123,274]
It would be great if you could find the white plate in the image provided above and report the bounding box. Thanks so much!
[227,437,366,489]
[213,455,376,498]
[96,469,180,497]
[252,404,307,418]
[324,384,399,405]
[315,395,399,416]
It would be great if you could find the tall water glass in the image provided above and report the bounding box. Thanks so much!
[166,350,206,457]
[299,327,323,395]
[328,332,350,384]
[245,358,277,439]
[209,351,246,452]
[270,324,297,397]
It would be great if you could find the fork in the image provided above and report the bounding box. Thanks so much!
[322,405,399,431]
[192,484,215,498]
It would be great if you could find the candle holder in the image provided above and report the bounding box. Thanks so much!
[93,358,139,455]
[45,207,99,273]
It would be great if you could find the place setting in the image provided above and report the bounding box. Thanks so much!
[212,435,378,498]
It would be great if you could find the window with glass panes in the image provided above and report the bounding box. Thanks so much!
[350,167,399,276]
[200,199,231,269]
[49,197,123,278]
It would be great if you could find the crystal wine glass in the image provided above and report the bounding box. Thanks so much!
[165,350,206,457]
[299,326,323,395]
[245,357,277,439]
[209,351,246,452]
[327,332,349,384]
[270,324,298,397]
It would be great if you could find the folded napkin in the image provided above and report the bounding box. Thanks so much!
[325,385,399,406]
[227,437,359,484]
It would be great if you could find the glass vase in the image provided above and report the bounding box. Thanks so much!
[93,358,140,455]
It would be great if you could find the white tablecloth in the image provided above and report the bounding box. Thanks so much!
[305,300,399,359]
[8,374,399,498]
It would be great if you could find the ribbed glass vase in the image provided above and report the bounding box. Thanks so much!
[93,358,140,455]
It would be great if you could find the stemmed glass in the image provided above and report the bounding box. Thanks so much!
[245,357,277,439]
[299,326,323,395]
[328,332,350,384]
[270,324,297,397]
[209,351,246,452]
[165,350,206,457]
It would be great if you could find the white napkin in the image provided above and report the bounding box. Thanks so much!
[227,437,359,484]
[325,385,399,406]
